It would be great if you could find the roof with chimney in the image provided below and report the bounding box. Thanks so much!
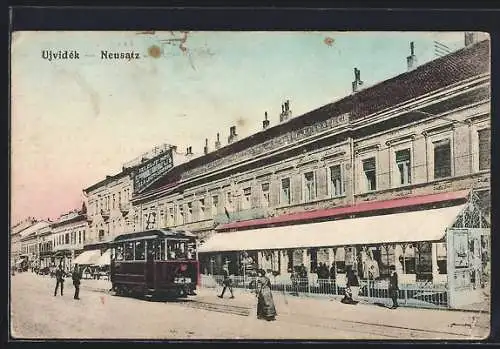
[136,39,490,198]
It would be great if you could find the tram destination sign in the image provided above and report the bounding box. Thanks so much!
[133,149,174,193]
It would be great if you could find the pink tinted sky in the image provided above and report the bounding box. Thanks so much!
[10,31,468,225]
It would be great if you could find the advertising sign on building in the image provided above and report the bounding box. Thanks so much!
[133,148,174,193]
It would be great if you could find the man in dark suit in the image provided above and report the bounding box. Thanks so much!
[389,265,399,309]
[54,264,65,296]
[218,267,234,299]
[72,264,82,300]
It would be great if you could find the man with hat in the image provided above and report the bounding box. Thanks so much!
[72,264,82,300]
[388,265,399,309]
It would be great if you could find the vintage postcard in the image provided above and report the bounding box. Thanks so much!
[10,31,491,340]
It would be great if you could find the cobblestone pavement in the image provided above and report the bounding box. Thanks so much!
[10,273,490,340]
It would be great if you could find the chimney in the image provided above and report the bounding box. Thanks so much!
[263,111,270,130]
[228,126,238,144]
[279,100,292,123]
[186,146,193,155]
[352,68,363,93]
[204,138,209,155]
[465,32,477,47]
[215,133,221,150]
[406,41,418,71]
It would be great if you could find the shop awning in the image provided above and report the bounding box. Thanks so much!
[199,204,466,253]
[94,250,110,266]
[73,250,101,265]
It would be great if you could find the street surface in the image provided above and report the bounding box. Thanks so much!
[10,273,490,340]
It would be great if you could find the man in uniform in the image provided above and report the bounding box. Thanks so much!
[388,265,399,309]
[72,264,82,300]
[54,264,65,296]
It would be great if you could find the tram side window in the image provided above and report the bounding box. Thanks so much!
[186,242,196,259]
[114,246,124,261]
[146,240,156,260]
[135,241,146,261]
[167,240,187,260]
[124,242,134,260]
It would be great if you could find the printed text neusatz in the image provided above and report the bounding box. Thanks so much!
[41,50,141,61]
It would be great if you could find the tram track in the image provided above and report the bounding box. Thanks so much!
[177,300,478,339]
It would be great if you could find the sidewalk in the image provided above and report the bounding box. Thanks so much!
[80,279,489,339]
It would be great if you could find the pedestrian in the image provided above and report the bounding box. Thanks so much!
[341,266,359,305]
[54,264,65,296]
[72,264,82,300]
[388,265,399,309]
[255,269,277,321]
[218,267,234,299]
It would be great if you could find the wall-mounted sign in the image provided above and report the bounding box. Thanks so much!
[133,149,174,193]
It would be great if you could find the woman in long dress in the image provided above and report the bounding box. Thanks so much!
[255,269,277,321]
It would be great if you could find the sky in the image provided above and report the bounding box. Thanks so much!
[11,31,471,224]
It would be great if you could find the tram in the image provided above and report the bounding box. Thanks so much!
[110,229,199,299]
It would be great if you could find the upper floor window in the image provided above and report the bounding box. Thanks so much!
[199,198,205,220]
[329,165,344,197]
[304,171,316,202]
[187,203,193,222]
[118,191,122,205]
[242,187,252,210]
[395,149,412,185]
[478,128,490,171]
[362,157,377,191]
[112,194,116,209]
[178,205,185,225]
[211,195,219,216]
[280,178,291,205]
[433,139,451,179]
[261,183,270,207]
[78,231,82,244]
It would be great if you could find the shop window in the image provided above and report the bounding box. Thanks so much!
[433,138,452,179]
[395,149,411,185]
[436,242,447,275]
[261,183,270,207]
[124,242,134,260]
[415,242,433,281]
[303,171,316,202]
[335,247,346,275]
[478,128,490,171]
[362,157,377,191]
[211,195,219,216]
[287,250,294,272]
[280,178,291,205]
[135,241,145,260]
[329,165,343,197]
[309,248,318,273]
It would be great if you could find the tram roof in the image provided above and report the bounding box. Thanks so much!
[111,229,196,243]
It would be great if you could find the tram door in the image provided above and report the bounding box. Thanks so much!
[145,240,155,290]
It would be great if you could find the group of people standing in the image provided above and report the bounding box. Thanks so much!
[53,264,83,300]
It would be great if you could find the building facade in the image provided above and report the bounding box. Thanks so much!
[50,210,88,271]
[10,217,38,264]
[18,220,51,271]
[129,39,490,308]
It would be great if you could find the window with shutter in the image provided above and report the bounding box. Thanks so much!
[304,171,316,202]
[362,157,377,191]
[433,139,451,179]
[329,165,343,197]
[395,148,411,185]
[478,128,490,171]
[280,178,291,205]
[261,182,270,207]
